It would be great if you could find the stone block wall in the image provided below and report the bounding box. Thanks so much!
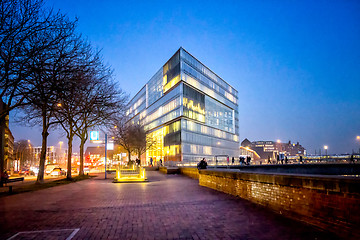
[199,170,360,239]
[179,167,199,179]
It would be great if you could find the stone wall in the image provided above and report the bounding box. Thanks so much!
[159,167,180,174]
[222,163,360,175]
[199,170,360,239]
[179,167,199,179]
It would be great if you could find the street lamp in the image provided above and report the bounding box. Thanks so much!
[357,136,360,154]
[324,145,328,159]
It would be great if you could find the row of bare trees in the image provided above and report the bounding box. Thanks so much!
[1,0,127,183]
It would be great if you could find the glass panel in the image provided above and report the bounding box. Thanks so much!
[183,84,205,122]
[147,68,163,106]
[205,96,234,133]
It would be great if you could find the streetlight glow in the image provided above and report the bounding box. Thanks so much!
[324,145,328,150]
[357,136,360,140]
[277,139,281,143]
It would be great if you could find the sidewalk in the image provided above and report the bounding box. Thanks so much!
[0,171,338,240]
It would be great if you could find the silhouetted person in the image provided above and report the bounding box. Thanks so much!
[232,157,235,165]
[227,156,230,165]
[299,156,303,164]
[267,156,271,164]
[350,155,354,163]
[149,157,153,167]
[197,158,208,169]
[285,156,288,164]
[159,159,163,166]
[277,155,280,164]
[246,156,251,165]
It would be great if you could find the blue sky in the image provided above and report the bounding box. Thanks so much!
[11,0,360,154]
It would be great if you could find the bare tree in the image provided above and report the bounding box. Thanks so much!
[20,11,78,183]
[111,120,155,164]
[13,139,33,169]
[111,118,135,163]
[74,68,127,176]
[131,123,156,161]
[0,0,77,182]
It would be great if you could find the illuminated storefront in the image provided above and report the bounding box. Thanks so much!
[127,48,239,164]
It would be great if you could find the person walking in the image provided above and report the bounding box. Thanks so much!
[227,156,230,165]
[350,154,354,163]
[232,157,235,165]
[159,159,163,166]
[267,156,271,164]
[149,157,153,167]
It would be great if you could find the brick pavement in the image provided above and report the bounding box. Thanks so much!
[0,171,339,240]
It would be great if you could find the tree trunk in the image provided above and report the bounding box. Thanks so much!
[127,149,131,163]
[0,116,6,186]
[37,111,48,183]
[79,131,86,176]
[66,132,74,180]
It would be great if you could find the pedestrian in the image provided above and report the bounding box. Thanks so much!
[350,154,354,163]
[277,155,280,164]
[285,156,288,164]
[232,157,235,165]
[149,157,153,167]
[267,156,271,164]
[299,156,303,164]
[159,159,163,166]
[227,156,229,165]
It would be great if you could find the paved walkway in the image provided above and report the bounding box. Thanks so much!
[0,171,338,240]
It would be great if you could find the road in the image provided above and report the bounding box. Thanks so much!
[0,171,338,240]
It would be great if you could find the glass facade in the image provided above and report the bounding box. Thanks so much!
[127,47,239,165]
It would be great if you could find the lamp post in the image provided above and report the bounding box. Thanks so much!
[357,136,360,154]
[324,145,328,159]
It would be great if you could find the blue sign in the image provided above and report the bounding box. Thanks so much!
[90,131,99,141]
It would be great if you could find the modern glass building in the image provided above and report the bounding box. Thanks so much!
[126,47,239,165]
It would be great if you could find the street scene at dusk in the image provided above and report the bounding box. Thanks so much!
[1,0,359,239]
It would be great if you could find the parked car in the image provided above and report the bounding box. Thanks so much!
[19,168,35,176]
[50,168,65,176]
[45,164,60,175]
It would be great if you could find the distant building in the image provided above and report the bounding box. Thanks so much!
[1,99,14,170]
[241,138,306,160]
[84,146,114,165]
[32,146,67,166]
[4,114,14,169]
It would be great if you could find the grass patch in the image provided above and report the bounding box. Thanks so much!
[0,174,96,197]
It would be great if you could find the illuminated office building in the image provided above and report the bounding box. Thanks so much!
[127,48,239,164]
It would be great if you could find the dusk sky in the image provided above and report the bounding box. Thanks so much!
[10,0,360,154]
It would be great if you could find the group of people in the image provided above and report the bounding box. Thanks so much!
[239,156,251,165]
[148,157,163,167]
